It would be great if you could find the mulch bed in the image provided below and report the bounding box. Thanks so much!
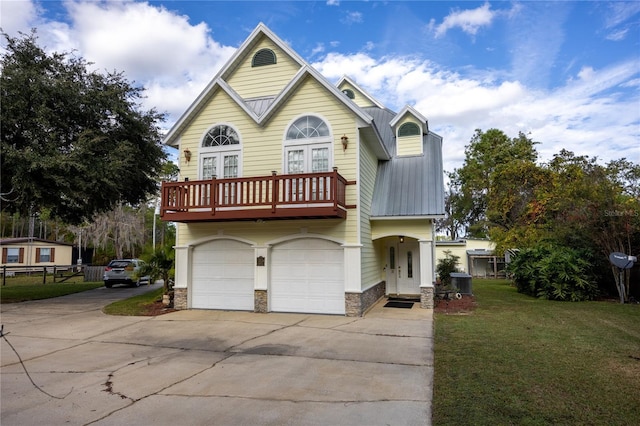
[434,294,477,314]
[141,300,177,316]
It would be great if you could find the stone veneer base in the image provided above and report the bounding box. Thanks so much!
[254,290,268,313]
[171,283,393,316]
[420,286,434,309]
[173,288,188,310]
[345,281,386,317]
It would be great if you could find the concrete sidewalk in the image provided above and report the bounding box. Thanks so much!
[1,288,433,425]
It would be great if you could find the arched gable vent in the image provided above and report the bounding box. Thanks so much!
[398,122,421,137]
[252,49,277,67]
[342,89,355,99]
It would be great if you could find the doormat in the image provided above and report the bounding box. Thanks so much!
[388,296,421,303]
[384,301,414,309]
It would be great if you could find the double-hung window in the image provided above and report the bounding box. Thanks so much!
[5,248,20,263]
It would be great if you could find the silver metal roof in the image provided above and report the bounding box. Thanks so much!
[363,107,397,153]
[245,96,276,117]
[369,111,446,217]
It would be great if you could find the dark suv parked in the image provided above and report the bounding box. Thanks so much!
[103,259,150,288]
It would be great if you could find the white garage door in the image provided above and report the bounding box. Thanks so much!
[192,239,254,310]
[271,239,344,315]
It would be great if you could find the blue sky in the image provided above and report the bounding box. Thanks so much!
[2,0,639,172]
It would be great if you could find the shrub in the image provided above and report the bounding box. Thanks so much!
[508,243,598,301]
[436,250,461,288]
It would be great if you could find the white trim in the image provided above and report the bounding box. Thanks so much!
[419,239,435,288]
[254,245,270,291]
[371,215,445,220]
[282,113,334,174]
[344,244,362,293]
[389,105,429,129]
[199,150,242,180]
[265,233,345,247]
[187,234,257,248]
[336,76,385,109]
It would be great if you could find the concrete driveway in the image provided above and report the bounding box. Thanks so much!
[1,284,434,425]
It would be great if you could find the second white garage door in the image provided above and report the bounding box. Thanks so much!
[191,239,254,310]
[270,238,345,315]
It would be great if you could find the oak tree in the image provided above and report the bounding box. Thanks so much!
[1,31,166,225]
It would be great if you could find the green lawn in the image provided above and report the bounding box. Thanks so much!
[0,274,104,303]
[102,287,164,315]
[433,279,640,425]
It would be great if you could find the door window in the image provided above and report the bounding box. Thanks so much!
[389,246,396,270]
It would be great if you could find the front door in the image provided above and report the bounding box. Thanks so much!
[397,240,420,295]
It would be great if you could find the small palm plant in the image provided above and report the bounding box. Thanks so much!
[139,247,175,295]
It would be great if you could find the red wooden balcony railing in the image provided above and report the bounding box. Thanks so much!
[160,169,355,222]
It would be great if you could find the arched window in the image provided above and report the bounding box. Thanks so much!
[286,115,330,140]
[203,125,240,147]
[200,125,241,180]
[284,116,332,175]
[252,49,277,67]
[398,122,421,137]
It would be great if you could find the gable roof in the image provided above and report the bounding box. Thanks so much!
[163,23,386,158]
[389,105,429,132]
[0,238,73,246]
[336,76,385,109]
[372,132,445,218]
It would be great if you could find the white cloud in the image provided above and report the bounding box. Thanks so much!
[326,0,340,6]
[311,42,325,56]
[603,2,640,29]
[3,0,638,173]
[431,2,494,38]
[314,52,640,172]
[0,0,40,36]
[2,0,236,129]
[342,11,363,25]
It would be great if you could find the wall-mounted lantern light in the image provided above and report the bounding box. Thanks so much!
[399,235,405,243]
[184,149,192,163]
[341,134,349,151]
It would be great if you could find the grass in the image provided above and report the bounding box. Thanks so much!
[433,279,640,425]
[102,287,164,315]
[0,274,104,303]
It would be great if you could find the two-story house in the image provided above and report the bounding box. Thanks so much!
[160,23,445,316]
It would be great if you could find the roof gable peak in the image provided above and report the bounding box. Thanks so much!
[336,76,385,109]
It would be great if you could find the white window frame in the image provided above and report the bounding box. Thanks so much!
[282,115,333,174]
[199,123,243,180]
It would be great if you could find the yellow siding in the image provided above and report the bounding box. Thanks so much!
[396,116,423,156]
[227,36,301,99]
[337,81,377,108]
[0,241,73,267]
[436,239,495,274]
[177,219,348,247]
[359,138,380,287]
[175,75,363,247]
[466,239,495,251]
[436,244,469,273]
[371,219,433,241]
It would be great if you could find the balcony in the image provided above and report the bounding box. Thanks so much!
[160,169,355,223]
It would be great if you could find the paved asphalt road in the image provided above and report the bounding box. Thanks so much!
[1,282,434,426]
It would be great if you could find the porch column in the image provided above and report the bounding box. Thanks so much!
[253,245,271,313]
[173,245,192,310]
[343,244,362,317]
[418,239,435,309]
